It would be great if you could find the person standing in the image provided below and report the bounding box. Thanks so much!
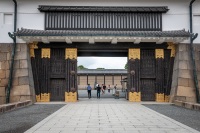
[87,84,92,99]
[97,85,101,99]
[103,84,106,94]
[108,85,111,93]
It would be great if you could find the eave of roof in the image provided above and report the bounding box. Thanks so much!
[38,6,169,13]
[16,28,190,44]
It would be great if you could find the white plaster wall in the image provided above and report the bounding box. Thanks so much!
[0,0,14,43]
[0,0,200,43]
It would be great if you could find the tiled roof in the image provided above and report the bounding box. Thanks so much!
[16,28,190,37]
[78,69,127,74]
[38,6,169,13]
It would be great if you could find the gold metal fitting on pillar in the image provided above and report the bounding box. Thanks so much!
[29,42,38,58]
[65,48,77,59]
[41,48,51,58]
[128,48,140,59]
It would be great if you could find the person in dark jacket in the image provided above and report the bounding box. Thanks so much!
[96,85,101,99]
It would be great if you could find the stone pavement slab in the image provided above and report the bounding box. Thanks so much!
[25,99,200,133]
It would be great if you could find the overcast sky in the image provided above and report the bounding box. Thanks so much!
[77,57,127,69]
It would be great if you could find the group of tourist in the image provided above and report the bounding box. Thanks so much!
[87,83,117,99]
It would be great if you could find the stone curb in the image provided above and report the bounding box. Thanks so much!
[0,100,32,113]
[174,100,200,111]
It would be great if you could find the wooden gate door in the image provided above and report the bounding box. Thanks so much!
[140,49,156,101]
[50,48,66,101]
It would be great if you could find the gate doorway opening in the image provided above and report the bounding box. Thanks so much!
[77,57,127,99]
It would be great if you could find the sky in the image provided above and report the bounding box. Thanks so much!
[77,57,127,69]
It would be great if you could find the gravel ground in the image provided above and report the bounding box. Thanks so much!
[0,104,65,133]
[143,104,200,132]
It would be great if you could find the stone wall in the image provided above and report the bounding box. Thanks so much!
[0,43,35,105]
[170,43,200,103]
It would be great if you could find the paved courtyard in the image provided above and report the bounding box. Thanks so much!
[25,99,199,133]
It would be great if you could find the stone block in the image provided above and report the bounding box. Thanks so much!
[185,97,196,103]
[14,51,27,60]
[0,53,7,61]
[174,100,183,106]
[19,95,32,101]
[196,61,200,71]
[14,60,20,69]
[187,60,193,70]
[7,53,11,60]
[178,44,187,52]
[18,76,29,85]
[184,102,194,109]
[0,44,11,52]
[13,78,19,86]
[29,77,34,87]
[171,70,178,87]
[0,79,8,87]
[178,69,192,78]
[173,60,179,70]
[0,70,6,78]
[20,44,28,52]
[0,96,6,105]
[13,69,28,77]
[193,104,200,111]
[177,86,196,97]
[6,70,10,78]
[178,78,189,87]
[178,60,188,69]
[0,61,7,70]
[20,60,28,68]
[194,52,200,60]
[10,85,31,96]
[0,87,5,96]
[179,51,189,61]
[16,43,21,52]
[174,96,186,101]
[10,96,20,103]
[189,79,195,88]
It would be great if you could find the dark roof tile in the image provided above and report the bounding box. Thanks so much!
[38,6,169,13]
[16,28,190,38]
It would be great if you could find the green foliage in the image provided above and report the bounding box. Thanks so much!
[124,62,128,69]
[96,68,105,69]
[77,65,88,69]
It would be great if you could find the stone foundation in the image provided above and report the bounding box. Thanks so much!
[170,43,200,103]
[0,43,35,105]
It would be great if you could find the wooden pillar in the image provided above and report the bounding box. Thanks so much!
[165,43,175,102]
[65,48,77,102]
[29,42,41,102]
[155,49,164,102]
[87,74,88,85]
[128,48,141,102]
[112,75,114,85]
[38,48,51,102]
[95,75,97,84]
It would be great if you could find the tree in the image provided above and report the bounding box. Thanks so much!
[124,62,128,69]
[77,65,87,69]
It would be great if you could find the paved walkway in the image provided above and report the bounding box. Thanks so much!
[25,99,199,133]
